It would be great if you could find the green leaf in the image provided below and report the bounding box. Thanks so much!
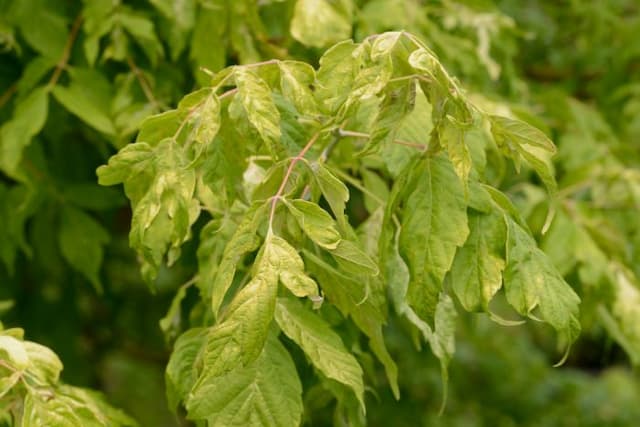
[199,273,277,384]
[0,86,49,176]
[284,199,341,249]
[96,143,154,190]
[315,40,363,114]
[540,209,579,276]
[117,11,164,65]
[22,392,83,427]
[408,46,471,125]
[51,69,116,135]
[150,0,196,60]
[278,61,317,116]
[99,137,201,283]
[0,371,21,399]
[0,335,28,370]
[22,341,63,384]
[312,164,350,227]
[262,234,320,299]
[383,224,412,314]
[290,0,353,48]
[21,384,138,426]
[225,1,265,65]
[362,81,416,155]
[275,297,365,408]
[0,300,14,317]
[518,144,557,194]
[0,184,36,273]
[382,222,455,401]
[503,216,581,346]
[599,267,640,365]
[136,111,183,145]
[201,233,297,383]
[483,185,530,230]
[165,328,207,411]
[82,0,115,65]
[188,334,302,426]
[339,43,394,119]
[489,115,557,192]
[190,3,227,86]
[17,57,56,94]
[189,91,221,145]
[304,251,398,398]
[234,68,282,157]
[490,115,556,152]
[450,209,506,311]
[439,115,472,186]
[399,154,469,323]
[18,7,67,59]
[58,206,110,292]
[197,217,234,299]
[63,386,138,426]
[329,240,379,276]
[210,203,268,317]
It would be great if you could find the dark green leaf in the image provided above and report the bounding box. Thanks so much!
[58,206,110,292]
[0,86,49,176]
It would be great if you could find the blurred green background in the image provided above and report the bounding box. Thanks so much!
[1,0,640,425]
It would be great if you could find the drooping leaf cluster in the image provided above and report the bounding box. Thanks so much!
[96,31,581,425]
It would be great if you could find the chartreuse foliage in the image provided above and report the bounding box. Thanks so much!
[3,0,640,425]
[0,326,136,426]
[96,31,579,425]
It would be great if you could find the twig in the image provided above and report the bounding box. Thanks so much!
[338,128,427,150]
[127,56,162,111]
[269,132,321,228]
[219,88,238,99]
[245,59,280,69]
[0,83,17,109]
[47,14,83,88]
[0,359,16,372]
